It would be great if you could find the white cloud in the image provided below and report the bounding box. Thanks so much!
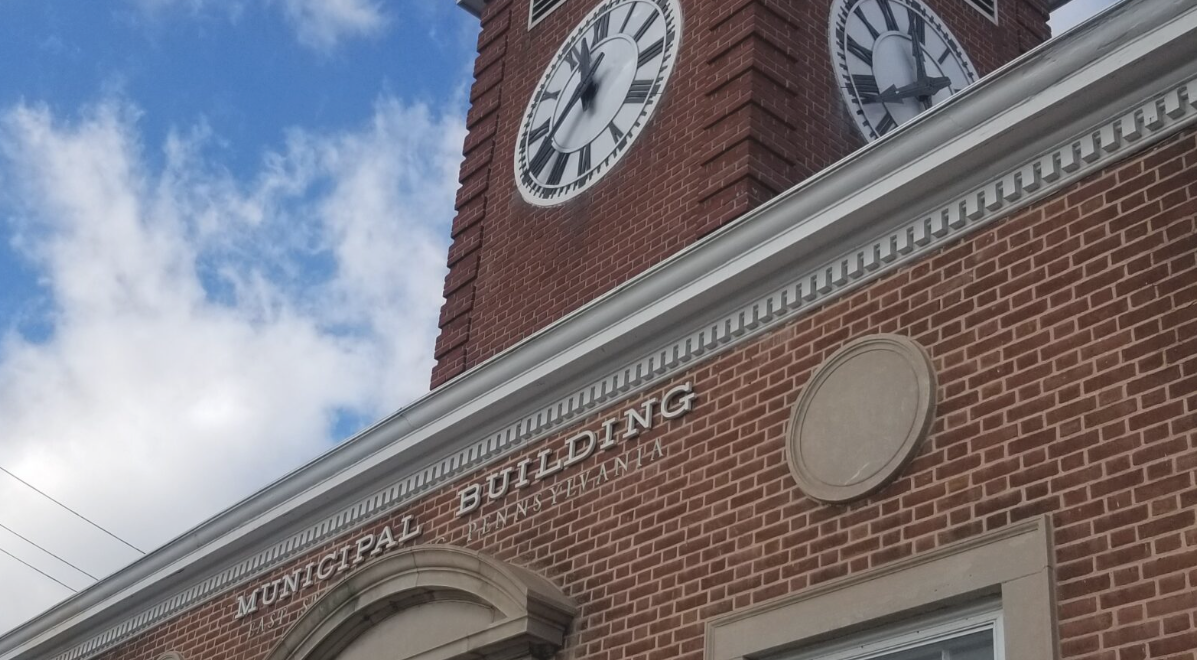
[0,95,463,633]
[125,0,387,50]
[278,0,388,51]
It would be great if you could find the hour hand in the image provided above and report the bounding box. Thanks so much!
[577,39,596,110]
[876,83,911,104]
[877,77,952,104]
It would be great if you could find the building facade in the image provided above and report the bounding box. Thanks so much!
[1,1,1195,660]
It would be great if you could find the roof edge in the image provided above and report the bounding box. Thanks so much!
[3,0,1195,658]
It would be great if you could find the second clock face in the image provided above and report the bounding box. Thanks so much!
[830,0,977,141]
[515,0,681,206]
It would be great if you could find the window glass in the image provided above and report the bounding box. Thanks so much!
[867,630,994,660]
[778,603,1002,660]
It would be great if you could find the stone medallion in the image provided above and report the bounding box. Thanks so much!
[786,334,937,504]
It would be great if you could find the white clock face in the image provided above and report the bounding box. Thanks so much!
[830,0,977,141]
[515,0,681,206]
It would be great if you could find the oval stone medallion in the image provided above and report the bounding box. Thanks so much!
[786,334,937,503]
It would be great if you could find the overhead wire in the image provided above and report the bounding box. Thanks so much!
[0,521,98,581]
[0,465,145,555]
[0,545,77,593]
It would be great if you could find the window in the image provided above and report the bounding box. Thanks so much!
[705,516,1058,660]
[778,603,1002,660]
[963,0,998,23]
[529,0,568,28]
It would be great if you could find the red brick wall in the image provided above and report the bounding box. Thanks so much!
[100,125,1196,660]
[431,0,1051,387]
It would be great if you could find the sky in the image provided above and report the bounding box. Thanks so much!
[0,0,1120,640]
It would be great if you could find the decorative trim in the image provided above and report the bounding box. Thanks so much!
[456,0,486,19]
[264,545,575,660]
[785,334,936,504]
[3,3,1195,659]
[705,515,1056,660]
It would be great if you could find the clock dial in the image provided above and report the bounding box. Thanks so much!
[515,0,682,206]
[830,0,977,141]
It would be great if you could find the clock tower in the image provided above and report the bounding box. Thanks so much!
[432,0,1052,387]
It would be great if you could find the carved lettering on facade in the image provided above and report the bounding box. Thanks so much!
[467,439,668,542]
[456,381,697,518]
[234,515,421,621]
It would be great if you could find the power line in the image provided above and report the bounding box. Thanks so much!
[0,521,98,581]
[0,465,145,555]
[0,545,77,593]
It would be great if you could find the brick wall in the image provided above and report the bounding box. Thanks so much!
[431,0,1051,387]
[100,122,1196,660]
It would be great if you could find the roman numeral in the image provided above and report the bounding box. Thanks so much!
[876,113,897,135]
[852,74,880,102]
[877,0,899,31]
[540,88,560,103]
[577,144,592,177]
[530,138,556,176]
[565,40,591,71]
[547,150,569,185]
[529,119,551,143]
[847,36,873,65]
[608,121,625,142]
[625,79,654,103]
[938,48,951,64]
[619,4,636,34]
[854,7,880,39]
[634,11,658,41]
[638,38,664,68]
[908,12,925,44]
[593,12,610,42]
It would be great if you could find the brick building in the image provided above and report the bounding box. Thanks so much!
[1,1,1195,660]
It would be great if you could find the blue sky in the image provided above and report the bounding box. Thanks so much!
[0,0,1118,638]
[0,0,478,634]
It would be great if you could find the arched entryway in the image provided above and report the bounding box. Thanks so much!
[265,545,576,660]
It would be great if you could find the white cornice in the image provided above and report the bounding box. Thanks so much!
[2,1,1195,658]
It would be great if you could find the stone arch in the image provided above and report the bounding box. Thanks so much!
[264,545,576,660]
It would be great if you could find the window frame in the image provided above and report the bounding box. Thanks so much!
[963,0,999,24]
[528,0,568,29]
[778,601,1004,660]
[704,515,1058,660]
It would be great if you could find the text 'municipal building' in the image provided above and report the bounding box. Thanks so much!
[1,0,1195,659]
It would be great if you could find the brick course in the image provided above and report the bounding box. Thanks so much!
[100,121,1196,660]
[431,0,1051,387]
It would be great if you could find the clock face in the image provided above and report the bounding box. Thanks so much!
[515,0,681,206]
[830,0,977,141]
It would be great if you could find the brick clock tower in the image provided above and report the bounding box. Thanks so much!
[432,0,1051,387]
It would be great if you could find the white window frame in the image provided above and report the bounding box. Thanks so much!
[963,0,999,25]
[528,0,569,29]
[780,602,1004,660]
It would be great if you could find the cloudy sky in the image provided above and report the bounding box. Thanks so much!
[0,0,1120,638]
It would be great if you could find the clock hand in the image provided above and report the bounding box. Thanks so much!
[549,51,607,142]
[577,38,594,110]
[909,17,931,110]
[876,75,952,104]
[925,76,951,93]
[877,82,918,103]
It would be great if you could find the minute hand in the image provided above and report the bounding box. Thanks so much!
[910,17,932,109]
[550,52,607,141]
[877,77,951,104]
